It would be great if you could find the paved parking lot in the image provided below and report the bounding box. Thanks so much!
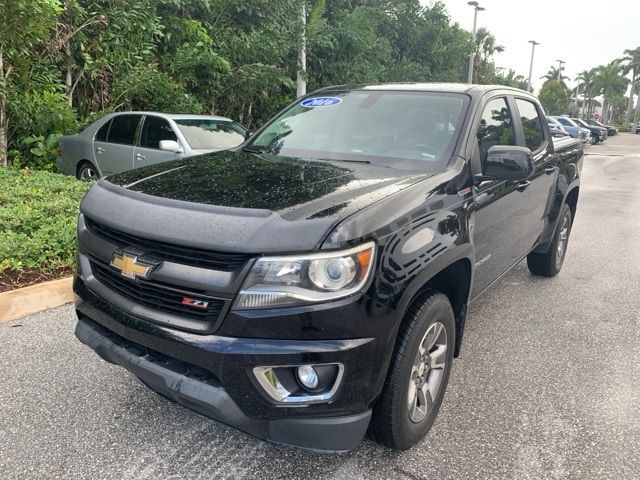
[2,134,640,479]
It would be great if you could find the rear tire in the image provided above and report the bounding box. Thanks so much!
[77,161,100,181]
[369,291,455,450]
[527,203,572,277]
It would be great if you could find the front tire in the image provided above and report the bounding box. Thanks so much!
[369,291,455,450]
[527,203,572,277]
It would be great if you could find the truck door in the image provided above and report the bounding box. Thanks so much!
[513,98,557,252]
[470,96,530,298]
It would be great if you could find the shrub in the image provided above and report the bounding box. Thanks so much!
[0,168,90,273]
[8,89,78,169]
[111,65,204,113]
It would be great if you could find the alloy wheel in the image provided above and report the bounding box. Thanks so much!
[407,321,448,423]
[556,213,570,269]
[79,165,98,181]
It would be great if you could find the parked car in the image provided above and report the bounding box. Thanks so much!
[57,112,247,180]
[572,117,607,144]
[547,116,569,137]
[551,116,590,143]
[636,122,640,134]
[587,119,617,136]
[74,84,583,452]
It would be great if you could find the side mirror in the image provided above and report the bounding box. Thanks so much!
[159,140,183,153]
[477,146,534,182]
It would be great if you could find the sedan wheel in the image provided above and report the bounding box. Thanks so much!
[78,163,99,181]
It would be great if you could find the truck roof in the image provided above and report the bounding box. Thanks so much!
[318,82,534,97]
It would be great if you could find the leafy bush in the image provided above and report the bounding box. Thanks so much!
[15,133,63,171]
[8,89,78,169]
[111,65,204,113]
[0,168,90,273]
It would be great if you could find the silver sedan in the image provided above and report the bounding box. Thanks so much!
[57,112,247,180]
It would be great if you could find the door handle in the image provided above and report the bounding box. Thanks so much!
[516,180,531,192]
[136,153,146,160]
[544,166,556,174]
[96,147,105,154]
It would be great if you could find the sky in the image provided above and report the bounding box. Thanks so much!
[424,0,640,93]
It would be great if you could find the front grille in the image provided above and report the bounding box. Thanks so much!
[85,217,250,271]
[91,259,224,321]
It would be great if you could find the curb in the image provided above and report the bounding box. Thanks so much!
[0,277,74,323]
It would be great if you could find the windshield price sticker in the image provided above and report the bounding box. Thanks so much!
[301,97,342,108]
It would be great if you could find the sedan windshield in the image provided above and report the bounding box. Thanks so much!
[175,119,246,150]
[248,90,467,170]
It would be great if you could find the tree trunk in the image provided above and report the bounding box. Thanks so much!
[0,49,7,167]
[65,45,73,107]
[626,73,636,124]
[633,97,640,133]
[296,1,307,98]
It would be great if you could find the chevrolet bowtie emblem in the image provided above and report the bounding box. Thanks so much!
[109,252,153,280]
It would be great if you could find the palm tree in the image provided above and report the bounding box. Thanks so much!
[622,47,640,124]
[594,61,629,124]
[496,68,528,90]
[473,28,504,83]
[542,66,569,90]
[575,69,598,118]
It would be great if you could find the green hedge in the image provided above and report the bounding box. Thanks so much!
[0,168,91,273]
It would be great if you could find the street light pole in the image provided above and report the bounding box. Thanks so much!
[556,59,565,82]
[467,2,485,84]
[527,40,539,92]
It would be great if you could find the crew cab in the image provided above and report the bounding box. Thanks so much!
[73,84,583,452]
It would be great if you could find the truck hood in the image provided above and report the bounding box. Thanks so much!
[81,150,431,253]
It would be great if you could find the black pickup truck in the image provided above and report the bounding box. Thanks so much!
[73,84,583,452]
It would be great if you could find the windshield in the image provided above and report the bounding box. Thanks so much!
[175,119,246,150]
[574,119,588,127]
[248,90,467,170]
[557,117,576,128]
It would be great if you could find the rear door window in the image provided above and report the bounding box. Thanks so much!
[140,116,178,149]
[106,115,141,145]
[95,119,112,142]
[477,97,517,168]
[515,99,545,151]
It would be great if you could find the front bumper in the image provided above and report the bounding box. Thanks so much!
[73,279,385,452]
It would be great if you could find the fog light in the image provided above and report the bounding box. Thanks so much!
[297,365,319,389]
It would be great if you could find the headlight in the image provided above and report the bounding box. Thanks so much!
[234,242,376,310]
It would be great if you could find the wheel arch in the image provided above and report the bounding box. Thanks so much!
[398,253,473,358]
[565,186,579,223]
[76,159,100,179]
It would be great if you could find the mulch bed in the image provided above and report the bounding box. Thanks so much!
[0,266,74,293]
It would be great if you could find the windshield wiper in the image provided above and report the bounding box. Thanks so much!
[241,145,268,154]
[331,158,371,164]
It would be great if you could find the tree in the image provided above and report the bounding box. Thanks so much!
[495,69,528,91]
[575,69,598,118]
[622,47,640,124]
[539,80,570,115]
[541,65,569,90]
[473,27,504,84]
[0,0,62,166]
[593,61,629,124]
